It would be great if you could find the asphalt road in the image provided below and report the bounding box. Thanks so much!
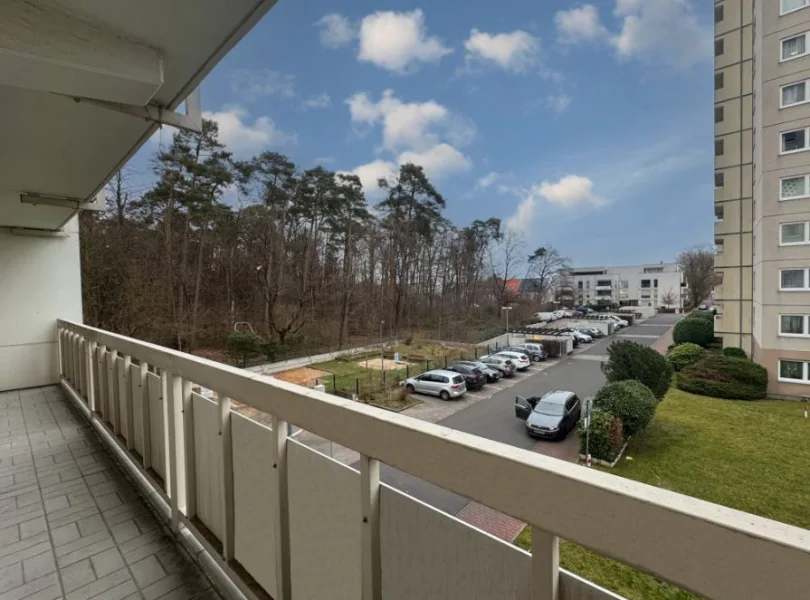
[379,313,682,514]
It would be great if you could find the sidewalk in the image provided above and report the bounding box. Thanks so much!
[650,324,675,354]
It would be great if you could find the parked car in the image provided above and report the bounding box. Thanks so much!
[606,315,628,328]
[404,370,466,401]
[533,312,556,323]
[493,351,531,371]
[570,330,592,343]
[455,360,502,383]
[514,390,581,440]
[578,327,604,339]
[445,363,487,391]
[511,343,548,362]
[479,355,517,377]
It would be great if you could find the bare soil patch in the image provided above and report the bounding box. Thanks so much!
[357,357,412,371]
[272,366,330,387]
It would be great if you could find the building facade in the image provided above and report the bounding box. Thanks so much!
[715,0,810,396]
[566,263,685,309]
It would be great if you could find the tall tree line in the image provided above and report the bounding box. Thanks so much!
[80,120,510,353]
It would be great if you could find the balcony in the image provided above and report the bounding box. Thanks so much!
[45,319,810,600]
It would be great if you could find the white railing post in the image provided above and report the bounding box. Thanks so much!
[122,355,134,450]
[86,341,97,413]
[97,345,107,419]
[271,415,291,600]
[68,332,76,385]
[74,333,81,392]
[182,379,196,520]
[57,327,64,378]
[531,526,560,600]
[139,362,152,470]
[79,337,87,399]
[360,455,382,600]
[166,372,181,532]
[218,395,234,561]
[107,349,119,433]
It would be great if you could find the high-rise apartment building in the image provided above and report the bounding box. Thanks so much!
[715,0,810,397]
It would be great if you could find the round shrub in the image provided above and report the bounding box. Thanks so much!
[666,343,706,372]
[593,380,658,436]
[672,316,715,347]
[722,347,747,359]
[578,410,624,463]
[690,310,715,322]
[676,354,767,400]
[601,340,673,400]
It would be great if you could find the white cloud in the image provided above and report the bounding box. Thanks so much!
[315,14,356,48]
[506,196,538,233]
[398,144,471,180]
[547,93,573,113]
[555,5,608,44]
[203,107,296,157]
[230,69,296,100]
[464,29,540,73]
[535,175,604,208]
[477,172,500,189]
[358,10,452,73]
[349,160,397,195]
[301,92,332,110]
[612,0,710,69]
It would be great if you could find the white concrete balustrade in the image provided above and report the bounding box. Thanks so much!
[56,319,810,600]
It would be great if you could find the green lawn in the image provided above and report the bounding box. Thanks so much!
[515,388,810,600]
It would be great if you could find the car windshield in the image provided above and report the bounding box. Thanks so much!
[533,402,565,417]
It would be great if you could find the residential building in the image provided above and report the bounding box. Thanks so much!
[0,4,807,600]
[566,263,685,309]
[715,0,810,397]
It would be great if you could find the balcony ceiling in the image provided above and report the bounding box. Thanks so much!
[0,0,276,230]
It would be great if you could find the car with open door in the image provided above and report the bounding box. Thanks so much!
[514,391,582,440]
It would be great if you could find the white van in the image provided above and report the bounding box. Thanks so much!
[533,312,556,323]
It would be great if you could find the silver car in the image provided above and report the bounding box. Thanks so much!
[404,369,466,401]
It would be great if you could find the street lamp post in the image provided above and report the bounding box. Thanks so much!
[380,320,385,367]
[501,306,513,346]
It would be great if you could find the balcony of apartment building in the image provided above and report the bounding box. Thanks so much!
[1,4,810,600]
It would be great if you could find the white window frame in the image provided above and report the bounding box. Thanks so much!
[780,79,810,108]
[779,267,810,291]
[781,32,810,62]
[778,359,810,384]
[780,127,810,155]
[780,174,810,200]
[778,314,810,337]
[779,221,810,245]
[781,0,810,16]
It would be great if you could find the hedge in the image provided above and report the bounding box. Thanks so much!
[578,410,625,462]
[666,342,706,372]
[676,354,768,400]
[672,316,715,347]
[601,340,673,400]
[722,347,747,359]
[691,310,715,322]
[592,380,658,436]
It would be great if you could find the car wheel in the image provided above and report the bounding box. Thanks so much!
[406,384,415,393]
[440,390,450,401]
[532,355,541,362]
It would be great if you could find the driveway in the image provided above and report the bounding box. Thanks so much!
[379,313,682,515]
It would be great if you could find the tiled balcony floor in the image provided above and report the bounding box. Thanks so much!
[0,386,219,600]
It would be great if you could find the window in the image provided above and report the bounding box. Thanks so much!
[640,290,651,299]
[715,138,725,156]
[715,204,724,221]
[781,80,809,107]
[781,128,809,154]
[643,267,663,273]
[654,279,658,287]
[715,106,724,122]
[715,72,724,90]
[780,221,810,245]
[715,172,724,188]
[780,315,810,336]
[640,279,651,289]
[782,0,809,15]
[715,39,724,57]
[596,280,612,287]
[778,360,810,384]
[596,289,612,297]
[782,33,809,61]
[780,174,810,200]
[715,4,724,21]
[780,268,809,290]
[577,281,583,289]
[715,238,724,254]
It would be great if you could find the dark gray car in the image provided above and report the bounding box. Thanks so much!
[514,390,581,440]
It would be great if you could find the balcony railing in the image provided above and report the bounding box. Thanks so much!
[56,319,810,600]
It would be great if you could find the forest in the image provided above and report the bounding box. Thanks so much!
[81,120,566,361]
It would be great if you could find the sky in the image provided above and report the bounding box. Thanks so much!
[129,0,715,266]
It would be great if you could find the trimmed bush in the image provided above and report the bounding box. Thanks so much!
[691,310,715,323]
[579,410,625,462]
[601,340,673,400]
[672,316,715,347]
[593,380,658,436]
[666,342,706,372]
[676,354,767,400]
[226,330,263,366]
[722,347,747,359]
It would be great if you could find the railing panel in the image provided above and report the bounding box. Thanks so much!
[130,363,144,458]
[287,439,361,600]
[146,371,166,482]
[192,393,224,539]
[232,412,279,597]
[116,356,129,443]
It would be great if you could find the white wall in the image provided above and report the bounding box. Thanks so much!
[0,216,82,391]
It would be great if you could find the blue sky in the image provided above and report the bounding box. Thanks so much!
[131,0,714,266]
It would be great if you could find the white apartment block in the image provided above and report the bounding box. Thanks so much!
[567,263,685,309]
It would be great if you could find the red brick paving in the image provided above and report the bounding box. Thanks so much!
[456,501,526,542]
[650,324,675,355]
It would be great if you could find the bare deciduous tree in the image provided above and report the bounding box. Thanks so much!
[677,245,717,308]
[660,288,677,308]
